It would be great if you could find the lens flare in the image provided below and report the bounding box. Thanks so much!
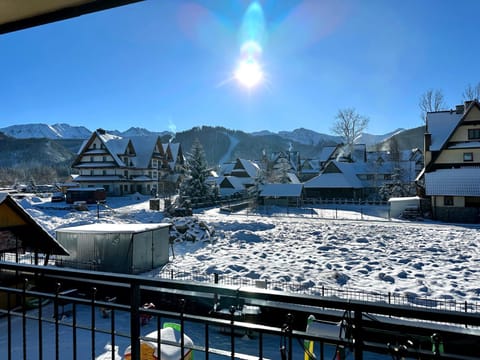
[234,1,266,89]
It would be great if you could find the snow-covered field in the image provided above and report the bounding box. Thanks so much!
[5,193,480,359]
[19,194,480,305]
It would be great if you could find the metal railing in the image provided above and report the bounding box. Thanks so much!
[1,261,480,360]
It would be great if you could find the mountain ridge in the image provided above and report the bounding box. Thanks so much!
[0,122,410,147]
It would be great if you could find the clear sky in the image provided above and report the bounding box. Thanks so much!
[1,0,479,135]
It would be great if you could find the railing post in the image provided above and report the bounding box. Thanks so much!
[130,282,141,360]
[229,305,236,359]
[54,282,61,360]
[180,298,186,359]
[22,278,28,360]
[91,287,97,360]
[354,309,363,360]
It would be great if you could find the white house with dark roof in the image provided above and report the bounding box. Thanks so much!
[71,129,184,196]
[420,100,480,222]
[214,158,261,197]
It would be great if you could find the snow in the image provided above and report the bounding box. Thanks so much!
[57,223,169,233]
[4,194,480,359]
[16,194,480,305]
[425,168,480,196]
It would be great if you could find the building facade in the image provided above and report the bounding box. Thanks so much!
[421,101,480,222]
[71,129,184,196]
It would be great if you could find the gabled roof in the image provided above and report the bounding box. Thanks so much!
[0,194,69,256]
[260,183,303,197]
[426,111,462,151]
[232,158,260,178]
[304,161,363,188]
[425,168,480,196]
[427,101,480,153]
[219,176,245,190]
[318,146,338,162]
[128,136,159,168]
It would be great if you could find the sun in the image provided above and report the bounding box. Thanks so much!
[234,57,263,89]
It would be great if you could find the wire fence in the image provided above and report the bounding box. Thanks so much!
[158,269,480,314]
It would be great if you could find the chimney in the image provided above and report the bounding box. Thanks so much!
[464,100,473,113]
[456,105,464,114]
[424,132,431,152]
[96,128,106,135]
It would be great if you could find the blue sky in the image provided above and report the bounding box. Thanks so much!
[1,0,479,135]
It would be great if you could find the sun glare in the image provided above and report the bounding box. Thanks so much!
[234,58,263,88]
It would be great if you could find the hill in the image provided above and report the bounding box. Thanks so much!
[0,124,425,185]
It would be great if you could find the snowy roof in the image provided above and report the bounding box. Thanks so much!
[74,175,122,181]
[318,146,337,162]
[220,176,245,190]
[287,173,301,184]
[233,158,260,178]
[426,111,462,151]
[304,161,363,188]
[129,136,158,168]
[260,183,303,197]
[56,223,169,234]
[219,162,235,176]
[388,196,421,203]
[425,168,480,196]
[448,141,480,149]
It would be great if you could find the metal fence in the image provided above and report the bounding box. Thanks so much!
[1,261,480,360]
[157,269,480,314]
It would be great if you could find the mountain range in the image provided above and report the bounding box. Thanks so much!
[0,123,425,172]
[0,123,407,147]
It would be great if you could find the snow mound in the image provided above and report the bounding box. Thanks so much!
[167,216,214,243]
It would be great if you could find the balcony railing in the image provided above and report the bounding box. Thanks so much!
[1,261,480,360]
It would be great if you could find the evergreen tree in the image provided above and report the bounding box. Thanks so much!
[379,167,411,200]
[271,156,292,183]
[179,139,212,201]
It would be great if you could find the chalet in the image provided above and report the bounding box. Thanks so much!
[0,194,68,265]
[71,129,184,196]
[304,147,421,201]
[419,101,480,223]
[215,158,261,197]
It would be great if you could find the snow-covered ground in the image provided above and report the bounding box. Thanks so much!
[5,193,480,359]
[18,194,480,305]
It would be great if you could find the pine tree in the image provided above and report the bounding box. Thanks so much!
[179,139,212,201]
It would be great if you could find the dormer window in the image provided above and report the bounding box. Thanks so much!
[468,129,480,140]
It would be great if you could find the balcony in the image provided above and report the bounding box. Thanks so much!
[1,261,479,359]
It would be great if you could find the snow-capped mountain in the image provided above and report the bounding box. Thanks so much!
[278,128,341,146]
[0,124,170,140]
[0,123,91,139]
[355,128,405,146]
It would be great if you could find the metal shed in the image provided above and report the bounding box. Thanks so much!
[56,223,170,274]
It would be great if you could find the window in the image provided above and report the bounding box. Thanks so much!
[444,196,454,206]
[464,152,473,162]
[102,170,106,175]
[468,129,480,140]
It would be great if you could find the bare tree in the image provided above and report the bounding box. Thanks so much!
[462,82,480,101]
[419,89,446,122]
[331,108,369,147]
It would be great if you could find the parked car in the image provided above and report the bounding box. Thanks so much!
[51,192,65,202]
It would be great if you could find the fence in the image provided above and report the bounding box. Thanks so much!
[2,262,479,360]
[158,269,480,314]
